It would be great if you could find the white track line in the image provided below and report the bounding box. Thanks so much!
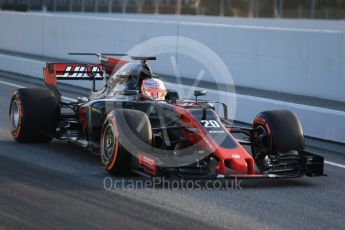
[1,79,345,169]
[325,161,345,169]
[0,80,24,89]
[0,80,77,102]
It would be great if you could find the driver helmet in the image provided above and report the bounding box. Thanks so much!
[141,78,167,100]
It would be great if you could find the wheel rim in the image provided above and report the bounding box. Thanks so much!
[10,100,20,131]
[252,125,272,171]
[103,124,116,163]
[253,125,267,153]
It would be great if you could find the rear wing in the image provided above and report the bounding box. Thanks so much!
[43,63,105,93]
[43,56,128,94]
[44,63,104,81]
[68,53,128,75]
[43,53,155,100]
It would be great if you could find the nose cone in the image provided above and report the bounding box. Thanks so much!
[214,146,255,175]
[229,154,248,172]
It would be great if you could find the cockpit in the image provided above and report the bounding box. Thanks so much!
[89,57,179,102]
[110,62,153,94]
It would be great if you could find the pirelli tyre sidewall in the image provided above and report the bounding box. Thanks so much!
[100,109,152,176]
[9,88,58,142]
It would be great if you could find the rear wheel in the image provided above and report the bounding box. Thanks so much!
[251,110,304,172]
[100,109,152,176]
[9,88,58,142]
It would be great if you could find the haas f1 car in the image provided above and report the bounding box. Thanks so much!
[9,53,324,179]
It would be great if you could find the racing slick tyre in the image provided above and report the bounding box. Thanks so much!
[251,110,304,172]
[101,109,152,176]
[9,88,58,142]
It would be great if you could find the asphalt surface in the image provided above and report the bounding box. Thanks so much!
[0,73,345,230]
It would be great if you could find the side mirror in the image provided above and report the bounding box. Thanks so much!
[194,90,207,97]
[120,90,139,96]
[194,90,207,102]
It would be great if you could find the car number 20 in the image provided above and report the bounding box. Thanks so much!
[201,120,220,128]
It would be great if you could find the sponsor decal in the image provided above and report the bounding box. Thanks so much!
[209,130,225,134]
[139,154,156,175]
[232,154,240,159]
[56,65,103,78]
[201,120,221,128]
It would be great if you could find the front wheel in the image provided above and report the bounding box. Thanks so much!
[100,109,152,176]
[251,110,304,172]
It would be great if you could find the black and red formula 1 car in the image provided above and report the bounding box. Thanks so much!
[9,53,324,179]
